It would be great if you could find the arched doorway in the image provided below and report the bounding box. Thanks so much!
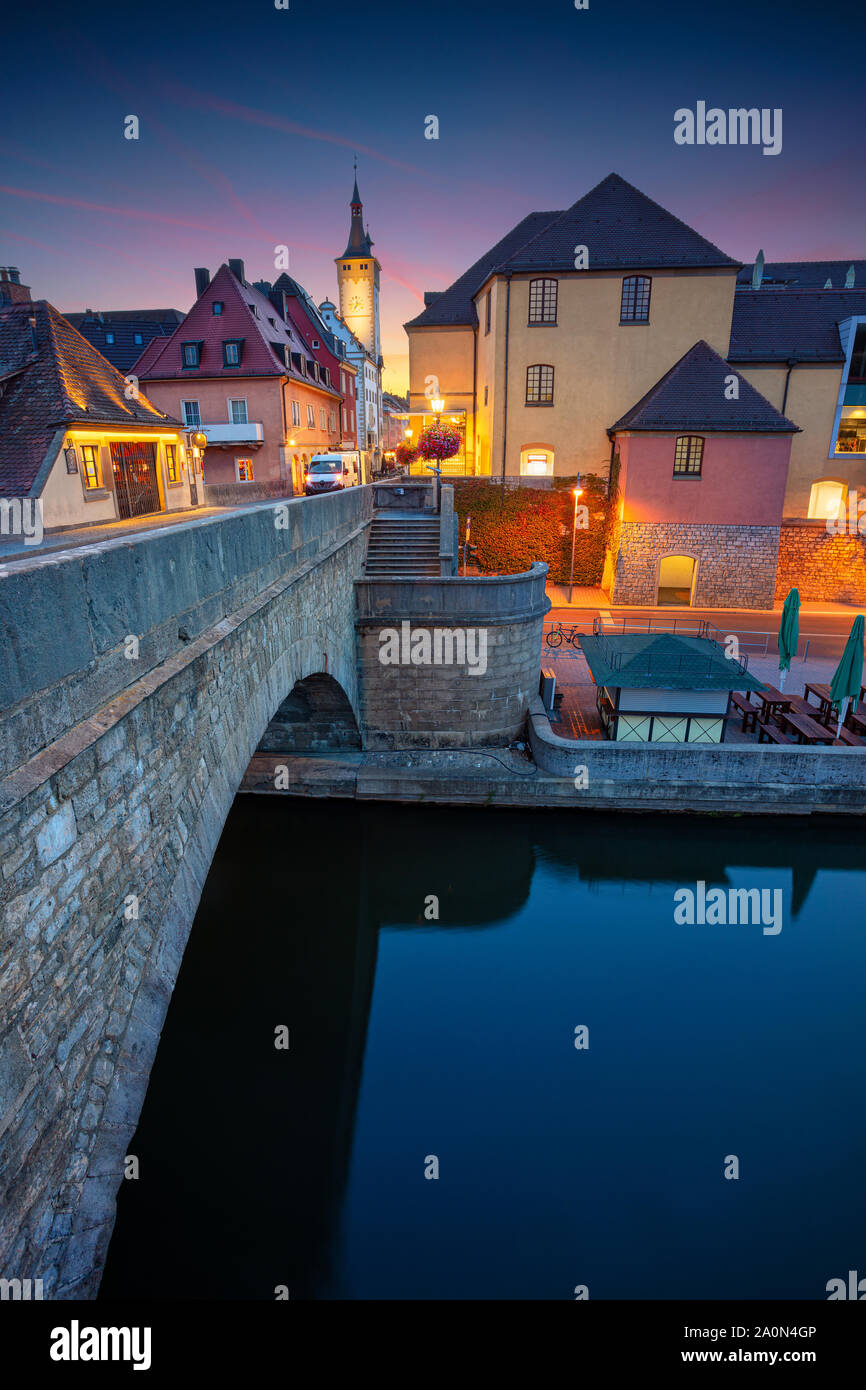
[657,555,696,606]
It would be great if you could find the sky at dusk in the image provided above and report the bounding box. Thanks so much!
[2,0,864,395]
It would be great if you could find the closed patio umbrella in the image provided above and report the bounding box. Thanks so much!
[829,614,865,736]
[777,587,800,691]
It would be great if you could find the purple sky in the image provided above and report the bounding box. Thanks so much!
[2,0,863,394]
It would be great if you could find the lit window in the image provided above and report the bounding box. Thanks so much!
[528,279,557,325]
[212,301,224,315]
[291,400,301,426]
[526,364,554,404]
[181,400,201,427]
[520,448,553,476]
[165,445,179,484]
[105,332,115,345]
[81,445,102,489]
[182,342,200,367]
[834,415,866,453]
[808,480,846,519]
[236,458,254,482]
[133,332,143,345]
[621,276,651,323]
[673,436,704,476]
[229,399,248,424]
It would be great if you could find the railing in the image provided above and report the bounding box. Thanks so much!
[597,613,811,662]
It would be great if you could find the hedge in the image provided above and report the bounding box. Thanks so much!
[451,476,610,584]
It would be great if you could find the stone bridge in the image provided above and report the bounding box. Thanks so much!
[0,489,371,1297]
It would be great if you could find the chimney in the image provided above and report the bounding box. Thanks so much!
[228,258,245,284]
[0,267,32,304]
[194,267,210,297]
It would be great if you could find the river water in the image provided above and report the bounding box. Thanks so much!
[100,798,866,1300]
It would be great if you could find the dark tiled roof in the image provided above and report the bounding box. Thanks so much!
[0,301,177,495]
[405,211,562,328]
[611,340,798,434]
[406,174,738,330]
[65,309,184,374]
[579,633,766,692]
[132,265,341,397]
[728,289,866,362]
[737,260,866,289]
[501,174,739,272]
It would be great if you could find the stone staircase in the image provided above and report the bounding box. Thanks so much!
[364,512,441,577]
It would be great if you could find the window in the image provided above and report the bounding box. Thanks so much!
[834,416,866,453]
[329,411,336,431]
[808,480,846,520]
[165,445,179,484]
[673,436,704,476]
[181,400,201,427]
[307,404,315,427]
[212,301,224,315]
[526,364,554,405]
[229,399,248,424]
[520,448,554,477]
[528,279,557,325]
[320,408,327,430]
[223,340,242,367]
[621,276,651,323]
[133,332,143,346]
[236,458,254,482]
[291,399,300,427]
[848,325,866,382]
[181,341,201,367]
[81,444,102,489]
[485,289,491,335]
[312,339,320,349]
[105,332,115,345]
[484,385,489,406]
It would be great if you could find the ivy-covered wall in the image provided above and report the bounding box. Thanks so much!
[451,476,609,584]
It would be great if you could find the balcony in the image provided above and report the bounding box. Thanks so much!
[201,422,264,447]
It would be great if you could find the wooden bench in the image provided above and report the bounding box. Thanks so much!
[835,725,864,747]
[731,692,758,733]
[758,722,793,744]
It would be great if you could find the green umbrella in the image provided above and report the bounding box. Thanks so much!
[829,614,865,736]
[777,587,800,690]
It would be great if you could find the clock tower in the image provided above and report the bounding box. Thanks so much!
[336,164,381,360]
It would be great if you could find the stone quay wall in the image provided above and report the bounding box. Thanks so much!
[355,564,550,750]
[611,523,780,608]
[0,488,371,1298]
[775,521,866,604]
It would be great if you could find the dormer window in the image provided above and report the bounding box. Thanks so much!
[248,303,258,317]
[182,341,202,368]
[222,339,243,367]
[212,301,224,315]
[312,339,320,349]
[105,331,115,345]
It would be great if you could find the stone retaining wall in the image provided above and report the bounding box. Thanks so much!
[611,523,780,608]
[355,564,550,749]
[776,521,866,604]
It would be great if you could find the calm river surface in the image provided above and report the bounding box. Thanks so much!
[101,799,866,1300]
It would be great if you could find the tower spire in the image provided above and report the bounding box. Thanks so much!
[342,159,371,258]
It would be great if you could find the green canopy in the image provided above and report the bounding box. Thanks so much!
[829,614,864,735]
[777,587,800,689]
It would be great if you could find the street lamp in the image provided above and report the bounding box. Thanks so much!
[430,396,445,417]
[568,474,584,604]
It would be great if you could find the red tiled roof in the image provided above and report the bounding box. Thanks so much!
[0,300,178,495]
[133,264,341,397]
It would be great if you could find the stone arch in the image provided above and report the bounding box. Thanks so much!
[257,672,361,753]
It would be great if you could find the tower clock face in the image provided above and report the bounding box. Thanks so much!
[349,295,363,313]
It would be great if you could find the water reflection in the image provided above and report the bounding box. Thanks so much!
[101,800,866,1300]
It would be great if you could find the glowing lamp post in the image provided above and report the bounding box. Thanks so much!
[568,474,584,604]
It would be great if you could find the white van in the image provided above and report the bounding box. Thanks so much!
[304,452,360,496]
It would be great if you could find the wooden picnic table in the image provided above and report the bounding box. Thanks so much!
[777,707,836,745]
[803,682,835,723]
[754,686,792,724]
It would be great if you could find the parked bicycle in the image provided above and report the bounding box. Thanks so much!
[545,622,585,649]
